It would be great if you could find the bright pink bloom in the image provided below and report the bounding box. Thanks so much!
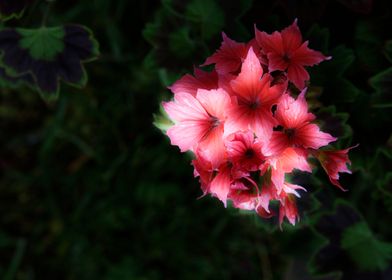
[169,67,218,96]
[225,130,265,172]
[267,89,337,154]
[255,19,330,89]
[202,32,249,74]
[225,47,286,141]
[163,89,230,167]
[315,145,358,190]
[160,22,356,227]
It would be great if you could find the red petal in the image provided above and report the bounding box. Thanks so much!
[281,19,303,52]
[287,63,310,89]
[230,47,265,101]
[255,28,284,55]
[201,32,248,74]
[295,123,337,149]
[169,68,218,96]
[291,41,330,66]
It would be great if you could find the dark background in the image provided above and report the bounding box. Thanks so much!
[1,0,392,279]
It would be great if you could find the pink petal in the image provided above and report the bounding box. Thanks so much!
[252,108,277,141]
[282,182,307,198]
[279,197,298,226]
[287,63,310,90]
[169,68,218,96]
[230,47,265,101]
[225,130,264,171]
[258,77,287,107]
[263,131,290,156]
[166,121,210,152]
[196,88,231,121]
[278,147,312,173]
[210,165,232,206]
[316,145,358,190]
[259,183,277,212]
[202,32,248,74]
[292,41,330,67]
[198,125,226,168]
[224,99,252,137]
[267,52,288,72]
[255,28,284,55]
[281,19,303,52]
[163,92,208,122]
[295,124,337,149]
[275,90,315,129]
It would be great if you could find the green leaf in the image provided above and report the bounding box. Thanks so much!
[341,222,392,271]
[355,20,389,72]
[306,24,330,53]
[369,67,392,107]
[186,0,225,40]
[309,46,361,103]
[18,27,65,61]
[168,27,195,59]
[153,104,174,134]
[384,40,392,63]
[0,25,100,101]
[143,20,161,47]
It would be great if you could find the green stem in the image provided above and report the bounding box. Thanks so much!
[41,0,55,27]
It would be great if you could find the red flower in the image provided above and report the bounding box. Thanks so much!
[225,47,286,141]
[163,89,230,167]
[225,130,265,172]
[315,145,359,190]
[161,22,356,227]
[267,89,337,155]
[255,19,330,89]
[201,32,249,74]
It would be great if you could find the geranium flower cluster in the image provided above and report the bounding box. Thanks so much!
[162,20,356,226]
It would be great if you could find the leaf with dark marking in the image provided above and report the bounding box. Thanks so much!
[0,24,100,101]
[0,0,32,21]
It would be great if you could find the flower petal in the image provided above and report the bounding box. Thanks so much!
[275,89,315,129]
[295,124,337,149]
[255,28,284,55]
[201,32,248,74]
[230,47,265,101]
[292,41,331,66]
[281,19,303,52]
[287,63,310,89]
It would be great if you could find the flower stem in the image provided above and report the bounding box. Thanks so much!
[41,0,55,27]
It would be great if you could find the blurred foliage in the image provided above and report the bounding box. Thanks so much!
[0,0,392,279]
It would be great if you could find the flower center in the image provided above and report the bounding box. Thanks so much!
[248,100,260,110]
[284,128,296,140]
[210,116,221,128]
[283,53,290,63]
[244,148,255,158]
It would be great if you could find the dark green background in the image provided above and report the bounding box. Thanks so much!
[1,0,392,279]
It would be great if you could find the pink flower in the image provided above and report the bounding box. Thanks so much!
[169,67,218,96]
[315,145,358,190]
[163,88,230,167]
[160,22,357,227]
[202,32,249,74]
[225,47,286,141]
[267,89,337,154]
[225,130,265,172]
[255,19,330,89]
